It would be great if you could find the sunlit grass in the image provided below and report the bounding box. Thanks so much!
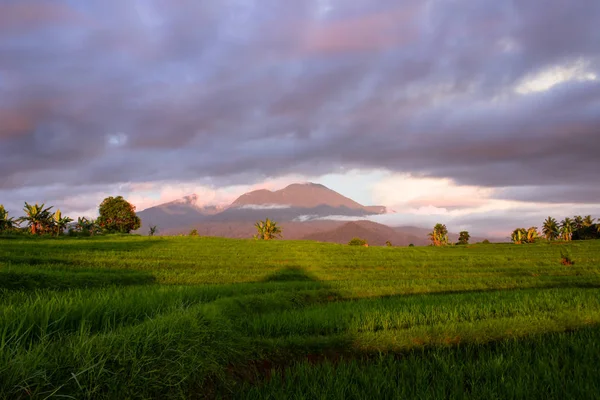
[0,236,599,398]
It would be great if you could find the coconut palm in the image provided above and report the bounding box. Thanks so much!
[19,202,53,235]
[428,223,448,246]
[511,228,527,244]
[582,215,595,228]
[254,218,283,240]
[149,225,158,236]
[0,205,17,233]
[53,209,73,236]
[560,217,575,241]
[574,215,584,231]
[542,217,559,241]
[526,227,539,243]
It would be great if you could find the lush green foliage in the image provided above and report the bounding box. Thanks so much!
[458,231,470,245]
[511,228,527,244]
[348,237,368,246]
[0,205,17,233]
[540,215,600,242]
[97,196,141,233]
[254,218,283,240]
[543,217,560,241]
[0,236,599,398]
[18,202,54,235]
[428,223,448,246]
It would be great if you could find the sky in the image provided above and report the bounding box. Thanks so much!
[0,0,599,237]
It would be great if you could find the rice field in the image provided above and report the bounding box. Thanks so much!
[1,236,599,399]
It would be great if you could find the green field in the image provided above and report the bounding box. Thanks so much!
[1,237,600,399]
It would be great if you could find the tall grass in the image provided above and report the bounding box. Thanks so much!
[0,236,599,398]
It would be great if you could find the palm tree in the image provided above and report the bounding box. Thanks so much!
[560,217,575,241]
[53,209,73,236]
[526,227,539,243]
[254,218,283,240]
[511,228,527,244]
[582,215,595,228]
[574,215,584,231]
[0,205,17,233]
[149,225,158,236]
[542,217,559,241]
[19,202,53,235]
[428,223,448,246]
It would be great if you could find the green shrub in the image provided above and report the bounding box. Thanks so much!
[348,237,367,246]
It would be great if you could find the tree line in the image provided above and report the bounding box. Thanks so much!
[427,215,600,247]
[0,196,141,236]
[511,216,600,244]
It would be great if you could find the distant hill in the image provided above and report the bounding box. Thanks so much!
[135,194,226,231]
[158,220,347,239]
[392,226,489,244]
[302,220,426,246]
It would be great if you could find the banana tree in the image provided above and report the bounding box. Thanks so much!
[19,202,53,235]
[0,205,17,233]
[254,218,283,240]
[526,227,539,243]
[76,217,101,236]
[53,209,73,236]
[511,228,527,244]
[560,217,575,241]
[428,223,448,246]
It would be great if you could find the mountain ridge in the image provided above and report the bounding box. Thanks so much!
[137,182,387,231]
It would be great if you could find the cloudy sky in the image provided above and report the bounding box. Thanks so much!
[1,0,599,236]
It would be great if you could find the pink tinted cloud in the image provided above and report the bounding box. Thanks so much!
[299,7,421,54]
[0,2,85,32]
[0,109,34,138]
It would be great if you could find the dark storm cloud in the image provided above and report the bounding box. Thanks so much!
[1,0,599,204]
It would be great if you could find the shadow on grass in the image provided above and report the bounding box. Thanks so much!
[0,235,167,255]
[262,266,323,283]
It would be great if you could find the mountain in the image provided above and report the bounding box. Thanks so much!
[135,194,226,231]
[302,220,426,246]
[231,183,386,214]
[137,182,386,231]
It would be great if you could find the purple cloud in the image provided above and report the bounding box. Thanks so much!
[0,0,598,211]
